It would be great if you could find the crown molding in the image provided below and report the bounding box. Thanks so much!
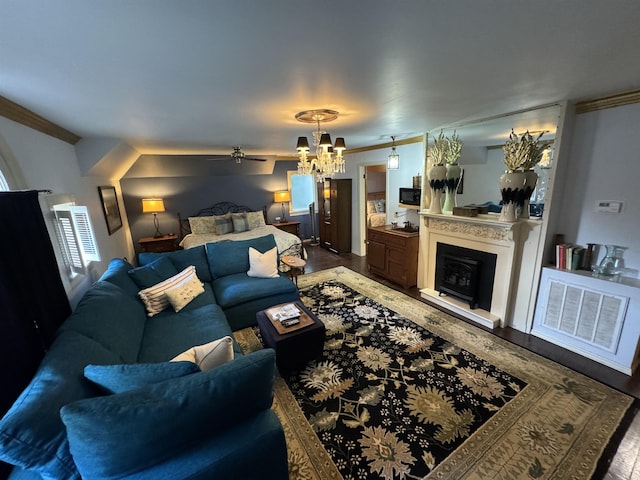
[0,95,81,145]
[575,89,640,114]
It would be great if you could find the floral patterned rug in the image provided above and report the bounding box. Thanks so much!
[234,267,633,480]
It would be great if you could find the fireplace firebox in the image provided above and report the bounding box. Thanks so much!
[435,243,496,312]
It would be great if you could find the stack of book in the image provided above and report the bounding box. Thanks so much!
[556,244,587,271]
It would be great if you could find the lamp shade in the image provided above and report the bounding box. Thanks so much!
[388,152,400,169]
[142,198,165,213]
[319,133,332,147]
[273,190,291,203]
[296,136,310,151]
[333,137,346,151]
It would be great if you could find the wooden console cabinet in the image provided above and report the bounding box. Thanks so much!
[317,179,352,253]
[367,226,419,288]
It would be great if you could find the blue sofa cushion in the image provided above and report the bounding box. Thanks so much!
[138,245,212,282]
[84,362,200,394]
[0,331,120,480]
[60,350,277,480]
[99,258,139,297]
[60,281,146,363]
[206,234,277,279]
[212,272,297,309]
[137,303,238,362]
[128,256,179,289]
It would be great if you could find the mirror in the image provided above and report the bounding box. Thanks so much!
[428,104,561,217]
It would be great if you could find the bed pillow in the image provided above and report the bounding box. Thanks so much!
[246,210,266,229]
[171,336,234,371]
[367,200,378,215]
[164,273,205,312]
[84,362,200,394]
[188,216,217,235]
[213,213,234,235]
[231,212,250,233]
[247,246,279,278]
[137,265,199,316]
[375,199,386,213]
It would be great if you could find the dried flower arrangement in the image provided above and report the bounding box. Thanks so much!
[429,130,448,166]
[502,129,545,172]
[445,131,462,164]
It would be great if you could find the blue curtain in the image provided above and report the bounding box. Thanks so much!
[0,191,71,416]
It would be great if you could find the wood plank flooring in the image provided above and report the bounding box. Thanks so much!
[302,245,640,480]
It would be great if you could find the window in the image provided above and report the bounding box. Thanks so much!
[51,202,100,278]
[0,169,8,191]
[287,172,317,215]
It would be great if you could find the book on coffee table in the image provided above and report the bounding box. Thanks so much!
[266,303,300,322]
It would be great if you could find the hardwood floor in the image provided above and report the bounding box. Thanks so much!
[302,244,640,480]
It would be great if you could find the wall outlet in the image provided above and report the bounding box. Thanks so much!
[275,216,281,222]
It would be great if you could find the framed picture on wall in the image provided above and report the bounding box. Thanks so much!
[98,186,123,235]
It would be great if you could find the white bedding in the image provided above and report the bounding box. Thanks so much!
[179,225,304,264]
[367,212,387,228]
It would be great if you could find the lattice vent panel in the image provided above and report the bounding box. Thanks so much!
[543,280,628,353]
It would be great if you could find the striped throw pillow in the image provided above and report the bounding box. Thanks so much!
[231,212,250,233]
[138,265,199,317]
[213,213,233,235]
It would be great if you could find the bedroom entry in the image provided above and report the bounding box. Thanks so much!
[364,164,387,245]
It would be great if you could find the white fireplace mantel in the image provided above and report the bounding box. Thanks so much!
[417,211,542,329]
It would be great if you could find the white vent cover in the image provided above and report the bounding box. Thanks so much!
[543,280,628,353]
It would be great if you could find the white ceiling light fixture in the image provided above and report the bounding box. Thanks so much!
[295,109,346,181]
[388,136,399,170]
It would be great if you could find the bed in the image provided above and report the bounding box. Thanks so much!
[366,191,388,228]
[177,202,304,270]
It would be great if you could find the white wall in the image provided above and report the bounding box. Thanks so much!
[0,117,134,305]
[556,102,640,274]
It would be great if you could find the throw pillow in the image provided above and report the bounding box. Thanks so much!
[164,273,205,312]
[366,200,378,215]
[231,212,250,233]
[171,336,234,371]
[246,210,266,229]
[128,256,179,290]
[375,199,386,213]
[247,246,279,278]
[137,265,198,317]
[213,213,233,235]
[84,362,200,394]
[188,216,217,235]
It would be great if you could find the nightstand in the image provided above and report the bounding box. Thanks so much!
[138,234,178,253]
[272,221,301,237]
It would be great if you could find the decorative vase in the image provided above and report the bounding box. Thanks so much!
[443,163,461,214]
[427,164,447,214]
[520,169,538,219]
[499,170,526,222]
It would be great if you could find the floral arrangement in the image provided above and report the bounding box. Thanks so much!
[429,130,448,165]
[445,131,462,164]
[502,129,545,172]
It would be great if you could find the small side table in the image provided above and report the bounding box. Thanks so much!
[138,234,178,253]
[272,221,301,237]
[281,255,306,287]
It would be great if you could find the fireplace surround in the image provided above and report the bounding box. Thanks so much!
[418,212,542,329]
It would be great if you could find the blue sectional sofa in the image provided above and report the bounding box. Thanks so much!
[0,234,298,480]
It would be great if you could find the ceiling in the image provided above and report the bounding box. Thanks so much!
[1,0,639,158]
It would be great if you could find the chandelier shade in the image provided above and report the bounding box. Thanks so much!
[295,109,347,181]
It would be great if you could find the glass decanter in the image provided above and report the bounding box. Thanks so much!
[598,245,627,276]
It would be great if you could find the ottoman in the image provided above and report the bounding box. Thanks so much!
[256,301,326,371]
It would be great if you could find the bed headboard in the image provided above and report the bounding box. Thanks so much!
[367,191,386,201]
[177,202,268,240]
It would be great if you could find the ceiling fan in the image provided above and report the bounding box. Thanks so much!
[206,146,266,164]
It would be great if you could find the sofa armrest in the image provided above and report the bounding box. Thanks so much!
[60,349,278,480]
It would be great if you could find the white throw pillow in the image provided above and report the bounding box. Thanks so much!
[164,273,205,312]
[171,336,234,371]
[247,246,279,278]
[138,265,199,317]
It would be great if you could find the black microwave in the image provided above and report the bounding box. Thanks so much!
[399,188,421,206]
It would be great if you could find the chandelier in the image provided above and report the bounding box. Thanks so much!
[295,109,346,180]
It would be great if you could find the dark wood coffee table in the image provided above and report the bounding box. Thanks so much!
[256,300,325,371]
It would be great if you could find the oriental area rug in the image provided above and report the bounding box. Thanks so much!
[234,267,633,480]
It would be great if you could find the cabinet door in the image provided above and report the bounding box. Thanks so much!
[367,241,386,270]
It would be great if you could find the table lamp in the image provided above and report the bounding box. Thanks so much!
[273,190,291,222]
[142,198,165,237]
